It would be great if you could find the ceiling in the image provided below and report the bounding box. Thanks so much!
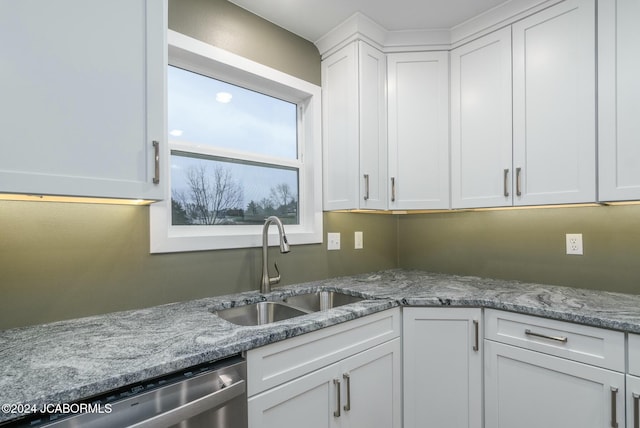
[228,0,510,43]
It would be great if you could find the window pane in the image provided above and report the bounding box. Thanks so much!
[168,66,298,159]
[171,153,299,226]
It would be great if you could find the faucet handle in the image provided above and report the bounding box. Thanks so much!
[269,262,282,286]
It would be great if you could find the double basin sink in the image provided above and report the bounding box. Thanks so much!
[213,291,364,326]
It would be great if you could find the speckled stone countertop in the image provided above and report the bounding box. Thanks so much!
[2,269,640,423]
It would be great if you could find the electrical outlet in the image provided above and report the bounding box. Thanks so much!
[327,232,341,250]
[566,233,583,255]
[354,231,363,249]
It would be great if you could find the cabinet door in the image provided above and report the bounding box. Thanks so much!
[403,308,482,428]
[248,363,337,428]
[322,43,359,211]
[512,0,596,206]
[387,52,450,210]
[0,0,165,200]
[628,375,640,428]
[630,334,640,376]
[485,340,625,428]
[340,339,402,428]
[598,0,640,202]
[451,27,513,209]
[359,42,388,210]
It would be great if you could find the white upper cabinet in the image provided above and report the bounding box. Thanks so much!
[451,27,513,209]
[451,0,596,209]
[322,41,387,210]
[512,0,596,206]
[359,43,389,210]
[598,0,640,202]
[387,52,450,210]
[0,0,166,201]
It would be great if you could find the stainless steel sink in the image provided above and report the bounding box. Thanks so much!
[214,301,309,326]
[283,291,364,312]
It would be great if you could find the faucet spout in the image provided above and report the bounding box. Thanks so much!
[261,216,290,293]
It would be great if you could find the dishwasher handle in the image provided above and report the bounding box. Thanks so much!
[128,379,246,428]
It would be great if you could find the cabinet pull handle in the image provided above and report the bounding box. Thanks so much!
[611,387,619,428]
[524,329,568,343]
[503,169,510,197]
[343,373,351,411]
[633,392,639,428]
[152,140,160,184]
[333,378,341,417]
[473,320,479,352]
[363,174,370,201]
[515,167,522,196]
[391,177,396,202]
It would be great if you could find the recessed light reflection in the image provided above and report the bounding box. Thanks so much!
[216,92,233,103]
[169,129,183,137]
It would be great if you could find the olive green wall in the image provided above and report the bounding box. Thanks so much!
[398,205,640,294]
[0,202,397,329]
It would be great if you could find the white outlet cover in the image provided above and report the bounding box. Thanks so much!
[327,232,341,250]
[566,233,583,255]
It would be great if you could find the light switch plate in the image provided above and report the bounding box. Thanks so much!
[327,232,341,250]
[354,231,363,249]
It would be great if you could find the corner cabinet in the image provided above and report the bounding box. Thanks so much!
[322,41,388,210]
[0,0,166,201]
[387,52,450,210]
[247,309,402,428]
[403,308,482,428]
[598,0,640,202]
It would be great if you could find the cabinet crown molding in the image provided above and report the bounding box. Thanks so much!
[315,0,564,57]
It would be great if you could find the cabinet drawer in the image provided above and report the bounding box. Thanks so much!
[630,334,640,376]
[247,308,400,396]
[485,309,625,371]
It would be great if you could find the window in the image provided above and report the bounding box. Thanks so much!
[150,31,322,253]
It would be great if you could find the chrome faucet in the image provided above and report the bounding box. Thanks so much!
[261,216,290,293]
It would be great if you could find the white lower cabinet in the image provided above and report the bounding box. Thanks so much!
[248,339,401,428]
[629,334,640,428]
[628,375,640,428]
[403,308,483,428]
[484,309,625,428]
[485,341,624,428]
[247,309,401,428]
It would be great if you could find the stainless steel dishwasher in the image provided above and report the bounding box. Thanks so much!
[13,355,247,428]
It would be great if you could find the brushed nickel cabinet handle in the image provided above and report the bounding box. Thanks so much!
[524,329,568,343]
[333,378,341,417]
[503,168,510,197]
[611,387,619,428]
[152,140,160,184]
[391,177,396,202]
[633,392,639,428]
[363,174,370,201]
[343,373,351,411]
[516,167,522,197]
[473,320,479,352]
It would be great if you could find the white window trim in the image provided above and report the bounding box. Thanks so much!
[150,30,323,253]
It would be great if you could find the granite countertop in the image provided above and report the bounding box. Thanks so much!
[2,269,640,423]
